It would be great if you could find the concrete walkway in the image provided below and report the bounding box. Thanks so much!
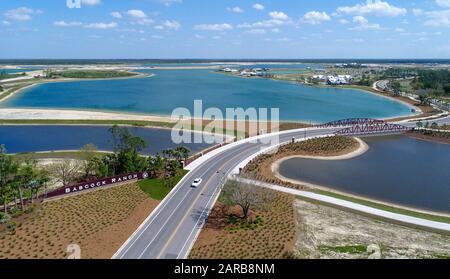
[232,177,450,235]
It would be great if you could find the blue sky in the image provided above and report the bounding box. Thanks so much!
[1,0,450,59]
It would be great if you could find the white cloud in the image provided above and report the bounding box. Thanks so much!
[2,20,11,26]
[156,0,183,7]
[54,20,117,29]
[339,19,350,24]
[111,12,123,19]
[301,11,331,25]
[269,11,290,21]
[246,29,266,34]
[161,20,181,30]
[424,10,450,27]
[54,21,83,27]
[126,10,147,19]
[81,0,102,5]
[353,15,369,25]
[253,3,265,11]
[337,0,407,17]
[350,15,381,30]
[126,10,153,25]
[238,11,292,29]
[436,0,450,8]
[395,27,405,32]
[227,7,244,13]
[84,22,117,29]
[194,23,233,31]
[4,7,42,21]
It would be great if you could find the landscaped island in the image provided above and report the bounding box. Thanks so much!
[241,136,363,187]
[46,70,139,79]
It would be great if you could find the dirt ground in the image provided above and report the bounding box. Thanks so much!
[189,190,297,259]
[294,199,450,259]
[0,183,158,259]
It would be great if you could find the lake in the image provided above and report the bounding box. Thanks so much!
[0,69,413,123]
[0,125,220,155]
[277,136,450,213]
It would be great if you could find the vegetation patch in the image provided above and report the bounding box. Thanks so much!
[47,70,138,79]
[189,182,296,259]
[0,72,26,80]
[0,182,157,259]
[318,245,367,254]
[138,169,189,200]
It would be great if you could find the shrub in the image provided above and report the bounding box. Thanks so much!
[0,212,10,224]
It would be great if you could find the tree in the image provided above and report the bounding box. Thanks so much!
[431,122,439,130]
[0,145,18,214]
[47,159,82,187]
[16,159,39,209]
[33,169,50,200]
[148,154,165,178]
[174,146,191,162]
[390,81,402,96]
[108,125,148,174]
[418,95,431,106]
[80,143,98,179]
[416,121,423,129]
[221,181,273,221]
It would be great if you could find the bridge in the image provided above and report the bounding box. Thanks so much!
[317,118,412,136]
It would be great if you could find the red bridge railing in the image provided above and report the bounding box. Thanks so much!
[317,118,385,128]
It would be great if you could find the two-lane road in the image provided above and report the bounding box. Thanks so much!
[114,116,450,259]
[114,127,340,259]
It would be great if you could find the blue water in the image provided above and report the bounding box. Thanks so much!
[1,69,29,74]
[0,69,413,123]
[278,136,450,212]
[0,125,218,155]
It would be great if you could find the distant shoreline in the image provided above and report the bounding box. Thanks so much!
[0,66,427,125]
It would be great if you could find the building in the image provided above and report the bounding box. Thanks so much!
[327,75,352,85]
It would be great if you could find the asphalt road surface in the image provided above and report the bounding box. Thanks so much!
[114,116,450,259]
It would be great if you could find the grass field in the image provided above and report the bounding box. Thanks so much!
[138,170,189,200]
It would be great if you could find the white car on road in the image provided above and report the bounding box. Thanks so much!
[191,178,203,188]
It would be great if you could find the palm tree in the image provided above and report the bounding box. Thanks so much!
[416,121,423,129]
[174,146,191,162]
[431,122,439,130]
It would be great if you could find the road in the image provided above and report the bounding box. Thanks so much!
[114,117,450,259]
[114,127,341,259]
